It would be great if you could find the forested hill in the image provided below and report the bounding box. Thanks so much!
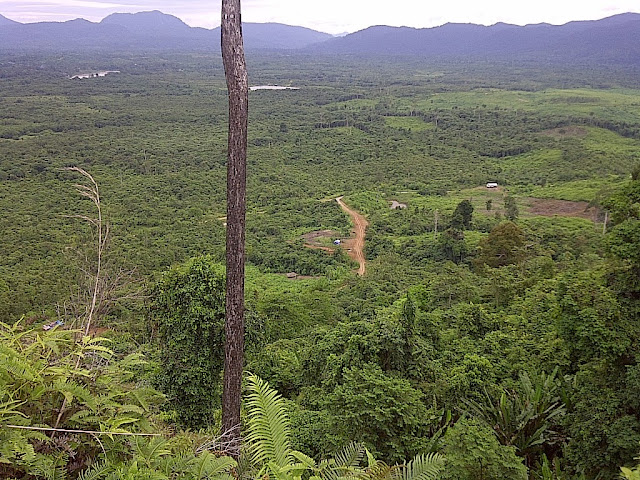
[311,13,640,65]
[0,10,332,51]
[1,10,640,67]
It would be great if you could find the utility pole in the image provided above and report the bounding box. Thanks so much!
[221,0,248,456]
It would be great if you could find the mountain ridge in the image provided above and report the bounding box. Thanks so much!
[308,12,640,64]
[0,10,639,66]
[0,10,333,51]
[0,13,19,26]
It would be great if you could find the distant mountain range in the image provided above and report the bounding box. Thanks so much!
[310,12,640,65]
[0,10,332,51]
[0,10,639,66]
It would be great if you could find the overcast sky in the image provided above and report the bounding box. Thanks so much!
[2,0,639,34]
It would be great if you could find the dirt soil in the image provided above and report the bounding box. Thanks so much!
[302,229,339,245]
[301,199,369,276]
[336,197,369,276]
[302,229,340,253]
[526,198,599,220]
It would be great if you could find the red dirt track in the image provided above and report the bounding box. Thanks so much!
[336,196,369,276]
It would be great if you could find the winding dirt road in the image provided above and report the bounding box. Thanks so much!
[336,196,369,276]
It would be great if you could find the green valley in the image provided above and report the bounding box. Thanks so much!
[1,52,640,479]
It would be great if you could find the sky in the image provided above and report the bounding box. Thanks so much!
[1,0,639,35]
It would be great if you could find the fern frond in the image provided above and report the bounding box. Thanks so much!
[291,450,316,465]
[397,453,445,480]
[128,386,164,412]
[322,442,366,480]
[68,409,94,422]
[158,452,190,476]
[191,451,236,479]
[334,442,366,469]
[366,461,395,480]
[45,463,68,480]
[77,459,113,480]
[53,379,97,410]
[0,399,28,421]
[0,353,40,382]
[97,416,141,434]
[365,449,376,469]
[245,374,292,468]
[132,436,171,464]
[116,404,145,415]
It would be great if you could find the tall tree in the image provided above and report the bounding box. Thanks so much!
[221,0,248,453]
[504,195,519,221]
[450,199,474,230]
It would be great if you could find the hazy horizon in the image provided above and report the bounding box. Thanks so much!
[1,0,639,35]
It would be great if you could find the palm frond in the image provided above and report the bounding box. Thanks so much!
[245,373,292,468]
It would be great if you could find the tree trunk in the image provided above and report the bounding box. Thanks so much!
[220,0,248,455]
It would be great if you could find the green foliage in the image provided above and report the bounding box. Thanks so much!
[563,361,640,479]
[603,175,640,226]
[504,195,519,222]
[435,229,468,264]
[413,263,484,310]
[464,369,567,468]
[248,340,304,397]
[246,374,359,480]
[450,200,474,230]
[475,222,526,268]
[447,354,497,403]
[328,364,430,462]
[552,172,640,479]
[525,177,625,202]
[603,173,640,295]
[442,418,527,480]
[365,453,445,480]
[245,374,444,480]
[150,256,226,428]
[4,53,640,480]
[555,270,627,364]
[245,373,294,469]
[622,459,640,480]
[76,437,237,480]
[287,407,336,459]
[0,319,164,478]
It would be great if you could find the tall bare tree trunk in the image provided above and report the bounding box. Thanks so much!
[221,0,248,454]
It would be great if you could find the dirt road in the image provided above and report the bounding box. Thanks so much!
[336,196,369,276]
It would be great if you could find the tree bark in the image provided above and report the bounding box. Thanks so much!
[220,0,248,455]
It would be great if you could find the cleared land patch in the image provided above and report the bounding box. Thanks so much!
[541,126,588,139]
[525,198,600,221]
[301,199,369,276]
[302,229,340,252]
